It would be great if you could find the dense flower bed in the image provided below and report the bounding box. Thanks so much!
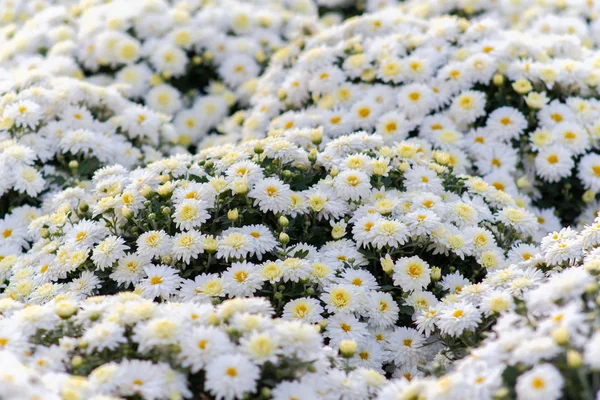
[378,216,600,399]
[0,132,537,376]
[0,295,389,399]
[5,1,600,399]
[230,11,600,226]
[0,0,319,148]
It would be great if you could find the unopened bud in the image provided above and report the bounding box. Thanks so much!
[339,340,357,358]
[567,349,583,368]
[278,216,289,227]
[431,267,442,281]
[493,74,504,86]
[279,232,290,244]
[551,326,569,345]
[55,301,78,319]
[228,209,239,222]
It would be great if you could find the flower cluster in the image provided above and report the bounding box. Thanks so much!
[400,0,600,47]
[0,0,319,148]
[0,70,179,258]
[231,10,600,225]
[378,217,600,399]
[1,132,537,376]
[0,294,390,399]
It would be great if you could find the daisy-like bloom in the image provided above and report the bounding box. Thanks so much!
[326,313,369,347]
[4,100,42,129]
[172,230,204,264]
[535,145,575,183]
[178,274,225,303]
[110,253,151,287]
[282,298,324,323]
[366,292,399,328]
[138,265,182,300]
[578,153,600,192]
[393,256,431,292]
[248,178,292,214]
[178,326,234,373]
[204,354,260,400]
[386,327,427,367]
[321,284,361,314]
[436,302,482,337]
[449,90,487,124]
[136,230,172,259]
[371,219,410,249]
[403,166,444,195]
[91,236,129,271]
[116,360,171,400]
[240,225,277,260]
[485,106,528,141]
[222,262,263,297]
[333,169,372,201]
[515,364,564,400]
[217,230,252,260]
[173,199,211,230]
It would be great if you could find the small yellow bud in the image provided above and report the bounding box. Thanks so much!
[339,339,357,358]
[567,350,583,368]
[551,326,570,345]
[512,79,532,95]
[71,355,83,367]
[231,179,249,195]
[516,176,532,190]
[381,254,394,274]
[583,190,596,204]
[278,216,289,227]
[310,128,323,145]
[121,206,134,219]
[493,74,504,86]
[227,209,239,222]
[140,185,153,199]
[55,301,78,319]
[431,267,442,281]
[279,232,290,244]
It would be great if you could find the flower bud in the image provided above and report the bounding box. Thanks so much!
[310,128,323,145]
[279,232,290,244]
[512,79,532,94]
[55,301,78,319]
[278,216,289,227]
[157,182,174,197]
[231,179,249,195]
[551,326,569,345]
[339,340,357,358]
[68,160,79,170]
[71,356,83,367]
[567,349,583,368]
[227,209,239,222]
[493,74,504,86]
[516,176,531,190]
[40,228,50,239]
[381,255,394,273]
[140,185,153,199]
[121,206,134,219]
[583,189,596,203]
[431,267,442,281]
[78,202,89,213]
